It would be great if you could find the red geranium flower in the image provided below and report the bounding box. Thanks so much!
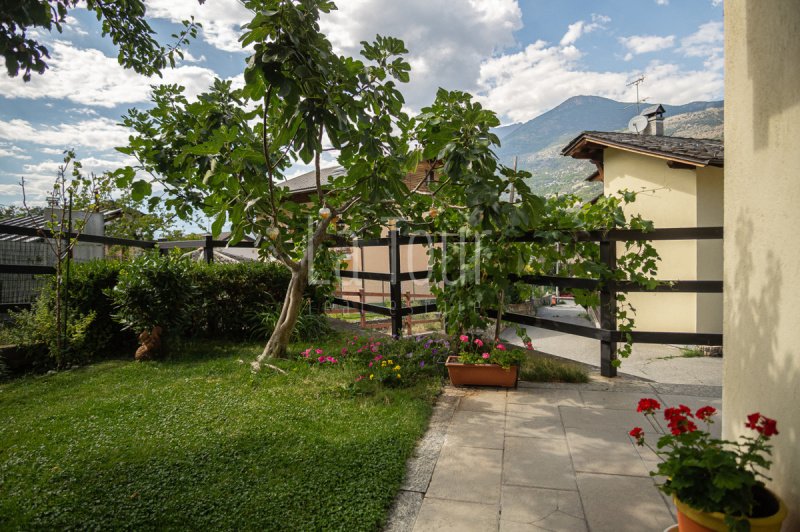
[745,412,761,430]
[761,417,779,437]
[629,427,645,444]
[695,406,717,421]
[745,413,779,437]
[637,398,661,414]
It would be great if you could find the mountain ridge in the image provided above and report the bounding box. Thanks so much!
[491,95,724,197]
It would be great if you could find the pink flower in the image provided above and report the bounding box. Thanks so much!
[459,335,469,343]
[315,348,323,355]
[317,356,325,363]
[525,341,533,350]
[496,343,506,351]
[341,348,348,355]
[474,338,484,347]
[355,375,364,382]
[374,355,383,360]
[368,361,373,367]
[482,352,490,359]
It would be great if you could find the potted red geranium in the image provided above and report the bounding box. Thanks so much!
[631,398,787,532]
[445,335,524,387]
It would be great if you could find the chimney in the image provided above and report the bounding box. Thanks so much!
[640,104,666,136]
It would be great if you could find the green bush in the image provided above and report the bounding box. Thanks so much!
[109,253,198,340]
[2,288,97,368]
[192,261,327,340]
[65,260,134,357]
[1,256,331,372]
[1,260,130,368]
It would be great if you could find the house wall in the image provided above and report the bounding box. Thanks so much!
[696,166,724,334]
[604,148,701,333]
[342,238,435,304]
[724,0,800,526]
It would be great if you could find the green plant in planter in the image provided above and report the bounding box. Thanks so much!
[631,398,786,531]
[456,335,525,369]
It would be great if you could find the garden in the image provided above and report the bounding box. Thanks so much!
[0,254,588,530]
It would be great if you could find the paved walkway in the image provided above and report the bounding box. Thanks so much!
[386,380,722,532]
[499,303,723,386]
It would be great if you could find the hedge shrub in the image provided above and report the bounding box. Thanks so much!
[192,261,326,339]
[1,255,330,372]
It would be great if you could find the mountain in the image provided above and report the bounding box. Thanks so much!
[494,95,724,198]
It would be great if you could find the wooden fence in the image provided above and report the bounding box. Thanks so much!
[0,222,723,377]
[329,227,723,377]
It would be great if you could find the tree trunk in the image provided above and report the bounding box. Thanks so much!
[251,261,309,370]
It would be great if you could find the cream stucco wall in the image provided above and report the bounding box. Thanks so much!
[604,148,723,334]
[724,1,800,526]
[340,240,435,304]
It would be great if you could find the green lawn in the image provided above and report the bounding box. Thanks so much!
[0,337,441,531]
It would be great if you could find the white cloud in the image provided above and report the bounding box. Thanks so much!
[619,34,676,56]
[560,14,610,46]
[145,0,251,53]
[319,0,522,112]
[477,37,723,123]
[23,155,133,176]
[711,0,722,5]
[478,41,628,122]
[0,117,131,151]
[678,21,723,70]
[0,41,223,107]
[0,143,31,160]
[63,15,88,36]
[655,0,669,5]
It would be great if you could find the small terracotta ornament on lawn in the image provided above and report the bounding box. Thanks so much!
[135,326,163,361]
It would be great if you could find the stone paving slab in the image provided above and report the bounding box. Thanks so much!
[386,382,722,531]
[566,426,652,477]
[503,436,577,491]
[500,485,587,531]
[445,410,506,449]
[576,472,676,532]
[505,404,564,439]
[426,443,503,504]
[507,387,584,407]
[413,498,498,532]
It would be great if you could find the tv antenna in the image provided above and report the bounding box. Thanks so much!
[624,75,647,113]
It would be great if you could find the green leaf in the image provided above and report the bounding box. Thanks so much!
[130,180,152,201]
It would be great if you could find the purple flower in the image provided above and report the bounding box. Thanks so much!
[419,361,425,368]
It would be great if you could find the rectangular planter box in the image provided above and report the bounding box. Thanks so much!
[445,355,519,388]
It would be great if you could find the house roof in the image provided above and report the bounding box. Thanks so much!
[280,166,346,194]
[561,131,724,168]
[584,169,601,182]
[0,209,121,243]
[641,104,665,117]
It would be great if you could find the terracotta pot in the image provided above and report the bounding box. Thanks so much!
[674,491,787,532]
[445,355,519,387]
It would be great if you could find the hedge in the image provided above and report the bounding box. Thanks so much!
[0,255,328,373]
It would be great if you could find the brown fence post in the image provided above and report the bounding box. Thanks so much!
[599,237,618,377]
[359,288,366,328]
[204,235,214,264]
[404,291,412,336]
[389,229,403,338]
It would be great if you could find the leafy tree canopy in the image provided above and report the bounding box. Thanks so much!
[0,0,200,80]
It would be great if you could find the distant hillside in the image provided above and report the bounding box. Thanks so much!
[494,95,724,198]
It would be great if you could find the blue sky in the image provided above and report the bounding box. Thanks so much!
[0,0,723,227]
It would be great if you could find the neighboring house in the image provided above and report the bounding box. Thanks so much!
[0,208,116,305]
[562,106,724,335]
[281,162,438,302]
